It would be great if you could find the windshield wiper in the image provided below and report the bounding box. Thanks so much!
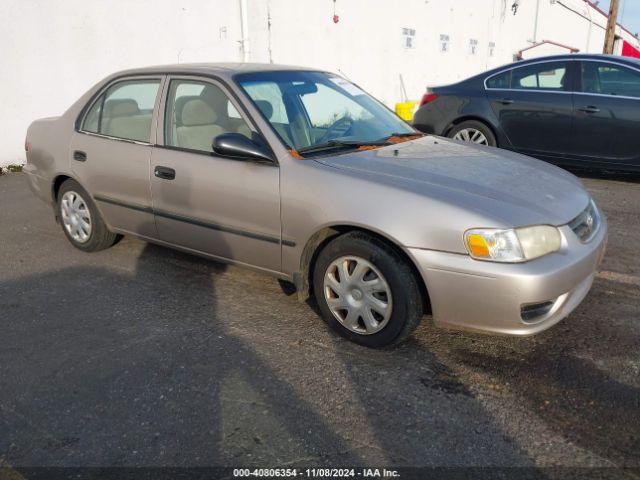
[297,139,390,156]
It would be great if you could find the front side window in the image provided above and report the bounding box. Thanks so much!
[82,79,160,142]
[164,79,252,153]
[582,62,640,98]
[235,71,414,152]
[510,62,568,91]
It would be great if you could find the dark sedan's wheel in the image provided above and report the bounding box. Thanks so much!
[58,179,120,252]
[448,120,497,147]
[313,232,423,348]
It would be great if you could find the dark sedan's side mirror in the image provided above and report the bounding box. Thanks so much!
[212,133,275,164]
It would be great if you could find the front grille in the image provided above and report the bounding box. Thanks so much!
[569,200,599,243]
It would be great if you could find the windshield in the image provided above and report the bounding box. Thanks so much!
[234,71,415,153]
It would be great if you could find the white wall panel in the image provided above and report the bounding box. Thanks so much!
[2,0,639,166]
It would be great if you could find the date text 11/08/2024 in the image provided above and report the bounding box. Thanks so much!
[233,468,400,478]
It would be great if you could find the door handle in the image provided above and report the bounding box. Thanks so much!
[73,150,87,162]
[578,105,600,114]
[154,166,176,180]
[498,98,514,105]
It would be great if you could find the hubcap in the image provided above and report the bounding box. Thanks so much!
[60,191,92,243]
[453,128,489,145]
[323,256,393,335]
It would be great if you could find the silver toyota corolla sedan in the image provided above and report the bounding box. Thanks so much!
[25,63,607,347]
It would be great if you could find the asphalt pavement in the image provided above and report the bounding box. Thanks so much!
[0,171,638,478]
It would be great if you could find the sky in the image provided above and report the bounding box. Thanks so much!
[598,0,640,36]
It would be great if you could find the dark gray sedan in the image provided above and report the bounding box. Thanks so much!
[413,54,640,173]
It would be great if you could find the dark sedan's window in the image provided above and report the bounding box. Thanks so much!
[486,70,512,89]
[510,62,567,91]
[82,79,160,142]
[582,62,640,98]
[486,62,567,91]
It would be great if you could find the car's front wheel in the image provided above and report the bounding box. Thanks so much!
[312,232,423,347]
[448,120,497,147]
[57,179,120,252]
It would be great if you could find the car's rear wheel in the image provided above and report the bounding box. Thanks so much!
[312,232,423,347]
[57,179,120,252]
[448,120,496,147]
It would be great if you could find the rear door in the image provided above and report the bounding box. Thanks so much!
[69,76,164,237]
[571,60,640,167]
[150,76,282,273]
[485,60,574,157]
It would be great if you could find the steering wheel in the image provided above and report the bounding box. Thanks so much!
[318,116,354,144]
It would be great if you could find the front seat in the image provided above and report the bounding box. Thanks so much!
[177,98,225,152]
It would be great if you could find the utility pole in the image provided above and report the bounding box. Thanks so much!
[603,0,620,54]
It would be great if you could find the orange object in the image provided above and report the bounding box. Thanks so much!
[387,134,424,144]
[467,234,490,257]
[288,149,304,159]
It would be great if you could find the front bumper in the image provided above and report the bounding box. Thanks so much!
[408,218,608,335]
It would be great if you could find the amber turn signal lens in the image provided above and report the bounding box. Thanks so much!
[467,234,490,257]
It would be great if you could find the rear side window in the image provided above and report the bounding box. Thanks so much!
[486,70,512,89]
[581,62,640,98]
[82,79,160,142]
[510,62,567,91]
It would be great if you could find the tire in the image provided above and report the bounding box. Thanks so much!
[57,179,120,252]
[448,120,497,147]
[312,231,423,348]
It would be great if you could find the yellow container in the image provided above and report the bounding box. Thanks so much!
[395,101,418,121]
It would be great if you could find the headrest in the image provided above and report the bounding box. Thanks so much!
[174,95,200,126]
[104,99,139,117]
[200,86,231,118]
[255,100,274,120]
[181,99,218,127]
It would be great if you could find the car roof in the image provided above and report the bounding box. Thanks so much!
[516,53,639,64]
[111,62,324,78]
[486,53,640,75]
[447,53,640,87]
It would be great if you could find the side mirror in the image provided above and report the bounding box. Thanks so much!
[212,133,275,164]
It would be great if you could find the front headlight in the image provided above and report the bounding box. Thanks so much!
[465,225,561,263]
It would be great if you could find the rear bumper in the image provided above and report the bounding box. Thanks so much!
[24,168,51,205]
[412,104,449,135]
[407,219,608,335]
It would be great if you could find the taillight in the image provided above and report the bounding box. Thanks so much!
[24,139,29,152]
[419,92,439,107]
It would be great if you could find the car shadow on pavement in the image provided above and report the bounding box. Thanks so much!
[303,300,545,472]
[1,237,550,474]
[0,242,364,467]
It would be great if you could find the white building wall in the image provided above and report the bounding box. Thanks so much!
[2,0,639,166]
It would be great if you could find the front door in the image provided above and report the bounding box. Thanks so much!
[486,60,574,157]
[69,76,163,237]
[571,60,640,168]
[150,76,282,273]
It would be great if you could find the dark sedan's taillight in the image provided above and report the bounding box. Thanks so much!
[419,92,439,107]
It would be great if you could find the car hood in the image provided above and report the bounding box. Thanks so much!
[313,136,589,227]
